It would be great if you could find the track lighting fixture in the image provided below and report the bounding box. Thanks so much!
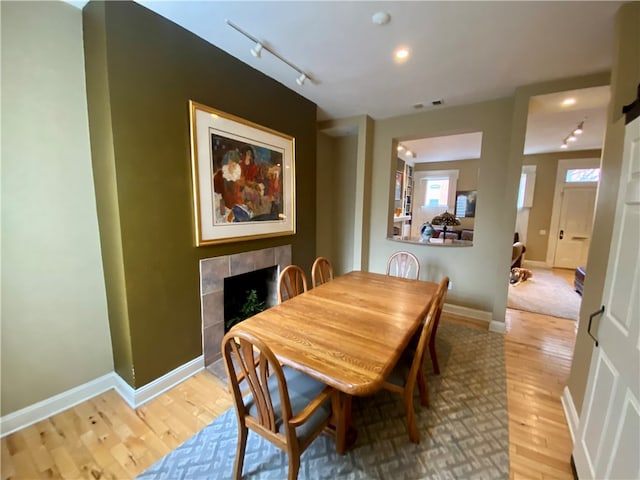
[397,143,415,159]
[250,42,263,58]
[226,20,313,87]
[560,119,586,149]
[574,121,584,135]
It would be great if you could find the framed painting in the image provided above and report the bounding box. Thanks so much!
[395,171,403,200]
[189,101,296,246]
[455,190,477,218]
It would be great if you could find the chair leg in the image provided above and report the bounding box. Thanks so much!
[416,363,429,407]
[429,338,440,375]
[287,453,301,480]
[403,396,419,444]
[233,423,248,480]
[429,327,440,375]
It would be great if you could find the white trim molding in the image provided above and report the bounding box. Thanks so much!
[0,373,116,438]
[116,356,204,409]
[0,356,204,438]
[489,321,507,334]
[561,385,579,444]
[442,303,505,334]
[443,303,492,323]
[522,260,549,269]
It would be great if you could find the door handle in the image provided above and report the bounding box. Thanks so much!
[572,236,589,240]
[588,306,605,347]
[559,229,564,239]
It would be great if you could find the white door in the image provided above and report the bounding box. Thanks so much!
[573,116,640,479]
[553,185,597,268]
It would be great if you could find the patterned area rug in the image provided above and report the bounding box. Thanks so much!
[138,323,508,479]
[507,268,581,320]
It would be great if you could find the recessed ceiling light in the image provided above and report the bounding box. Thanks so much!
[394,47,410,63]
[562,98,576,106]
[372,12,391,25]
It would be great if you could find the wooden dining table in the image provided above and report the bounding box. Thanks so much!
[229,270,439,453]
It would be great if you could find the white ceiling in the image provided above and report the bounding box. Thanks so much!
[69,1,620,160]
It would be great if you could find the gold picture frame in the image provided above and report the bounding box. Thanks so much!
[189,101,296,246]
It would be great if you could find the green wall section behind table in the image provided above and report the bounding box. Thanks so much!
[83,1,317,389]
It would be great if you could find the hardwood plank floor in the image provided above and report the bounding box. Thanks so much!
[2,296,577,479]
[506,267,578,480]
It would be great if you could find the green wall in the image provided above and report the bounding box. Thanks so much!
[83,1,317,388]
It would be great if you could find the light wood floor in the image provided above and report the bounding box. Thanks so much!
[1,276,578,479]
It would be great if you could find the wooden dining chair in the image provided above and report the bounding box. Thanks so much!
[381,292,439,443]
[311,257,334,288]
[428,276,450,375]
[222,328,335,480]
[277,265,308,303]
[386,251,420,280]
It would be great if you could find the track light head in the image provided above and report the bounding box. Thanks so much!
[560,119,585,150]
[227,20,314,88]
[250,42,263,58]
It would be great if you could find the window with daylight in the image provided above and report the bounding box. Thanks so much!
[421,170,458,209]
[566,168,600,183]
[418,169,459,225]
[517,165,536,209]
[425,177,450,207]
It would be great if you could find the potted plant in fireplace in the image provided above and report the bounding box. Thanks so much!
[225,289,266,332]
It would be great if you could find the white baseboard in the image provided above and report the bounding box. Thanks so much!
[523,260,549,269]
[442,303,506,333]
[489,321,507,334]
[443,303,492,323]
[561,386,579,444]
[116,356,204,409]
[0,356,204,438]
[0,372,116,437]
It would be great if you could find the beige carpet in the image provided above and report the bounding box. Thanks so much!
[508,268,581,320]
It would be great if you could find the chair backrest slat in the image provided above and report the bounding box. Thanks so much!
[224,330,290,434]
[278,265,308,303]
[404,296,438,398]
[311,257,334,288]
[386,251,420,280]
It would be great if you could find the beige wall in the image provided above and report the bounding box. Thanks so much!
[332,136,358,275]
[368,99,515,319]
[317,115,374,274]
[568,1,640,415]
[316,132,335,263]
[1,1,113,415]
[522,149,602,262]
[316,132,360,276]
[322,76,615,328]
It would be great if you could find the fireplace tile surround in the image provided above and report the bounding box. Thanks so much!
[199,245,291,366]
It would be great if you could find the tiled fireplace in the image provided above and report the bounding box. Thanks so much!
[199,245,291,366]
